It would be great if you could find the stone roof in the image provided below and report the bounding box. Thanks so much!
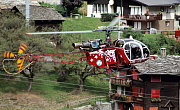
[0,0,40,9]
[133,0,180,6]
[14,5,65,21]
[135,55,180,75]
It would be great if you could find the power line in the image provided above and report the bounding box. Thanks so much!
[1,73,180,100]
[1,76,180,101]
[0,74,110,90]
[0,77,109,94]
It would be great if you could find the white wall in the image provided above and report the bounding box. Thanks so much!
[86,0,115,18]
[148,6,175,20]
[174,20,179,30]
[175,4,180,15]
[87,5,93,17]
[162,7,175,20]
[87,4,109,18]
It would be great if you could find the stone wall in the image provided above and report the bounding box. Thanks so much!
[73,102,112,110]
[154,19,174,31]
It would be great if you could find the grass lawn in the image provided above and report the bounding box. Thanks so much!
[62,17,120,42]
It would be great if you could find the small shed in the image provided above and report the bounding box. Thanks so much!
[12,5,65,30]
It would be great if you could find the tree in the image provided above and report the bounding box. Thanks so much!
[62,0,83,16]
[0,11,54,91]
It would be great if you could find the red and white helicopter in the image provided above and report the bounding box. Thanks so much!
[2,25,155,78]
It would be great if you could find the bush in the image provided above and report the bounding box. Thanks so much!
[122,28,144,40]
[55,5,67,17]
[122,30,180,55]
[100,13,118,22]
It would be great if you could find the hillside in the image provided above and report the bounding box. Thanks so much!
[1,16,179,110]
[0,17,111,110]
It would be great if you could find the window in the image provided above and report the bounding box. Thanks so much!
[102,4,104,13]
[98,4,101,13]
[160,7,164,12]
[138,88,144,97]
[124,44,130,59]
[116,6,124,15]
[119,71,126,79]
[166,7,171,13]
[130,6,141,15]
[104,4,108,13]
[151,89,160,98]
[130,43,142,60]
[149,107,158,110]
[134,106,143,110]
[151,76,161,82]
[165,21,170,27]
[147,22,152,29]
[93,4,97,13]
[117,86,122,95]
[133,87,138,96]
[117,86,125,95]
[133,87,144,97]
[134,22,141,30]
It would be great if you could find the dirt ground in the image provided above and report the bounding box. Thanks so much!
[0,93,65,110]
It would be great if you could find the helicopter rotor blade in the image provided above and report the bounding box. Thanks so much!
[108,17,120,27]
[18,42,28,54]
[26,30,94,35]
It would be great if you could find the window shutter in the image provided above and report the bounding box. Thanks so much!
[120,71,126,79]
[149,107,158,110]
[151,76,161,82]
[133,87,138,96]
[134,106,143,110]
[142,88,144,97]
[156,89,160,98]
[151,89,160,98]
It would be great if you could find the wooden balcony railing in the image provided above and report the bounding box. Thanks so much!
[123,14,162,21]
[111,79,131,86]
[111,94,134,102]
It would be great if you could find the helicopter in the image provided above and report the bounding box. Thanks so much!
[2,21,156,78]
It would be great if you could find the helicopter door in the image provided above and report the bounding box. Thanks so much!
[124,43,131,59]
[130,43,143,60]
[124,42,143,61]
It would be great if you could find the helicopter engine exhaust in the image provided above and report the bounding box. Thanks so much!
[72,39,102,49]
[72,42,91,49]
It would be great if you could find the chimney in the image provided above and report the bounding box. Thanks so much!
[160,48,166,57]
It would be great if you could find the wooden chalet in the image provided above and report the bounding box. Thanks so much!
[11,5,65,31]
[0,0,65,31]
[111,55,180,110]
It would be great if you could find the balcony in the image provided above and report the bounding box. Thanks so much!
[151,98,161,103]
[111,94,134,103]
[123,14,162,21]
[111,79,131,86]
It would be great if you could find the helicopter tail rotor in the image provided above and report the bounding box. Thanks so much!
[3,51,15,58]
[2,42,30,75]
[18,42,27,54]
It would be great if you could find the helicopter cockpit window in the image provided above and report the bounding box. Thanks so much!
[143,48,150,58]
[114,40,124,48]
[130,43,142,60]
[124,44,130,59]
[135,40,150,58]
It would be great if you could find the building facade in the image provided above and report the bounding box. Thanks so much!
[86,0,180,31]
[111,55,180,110]
[86,0,114,18]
